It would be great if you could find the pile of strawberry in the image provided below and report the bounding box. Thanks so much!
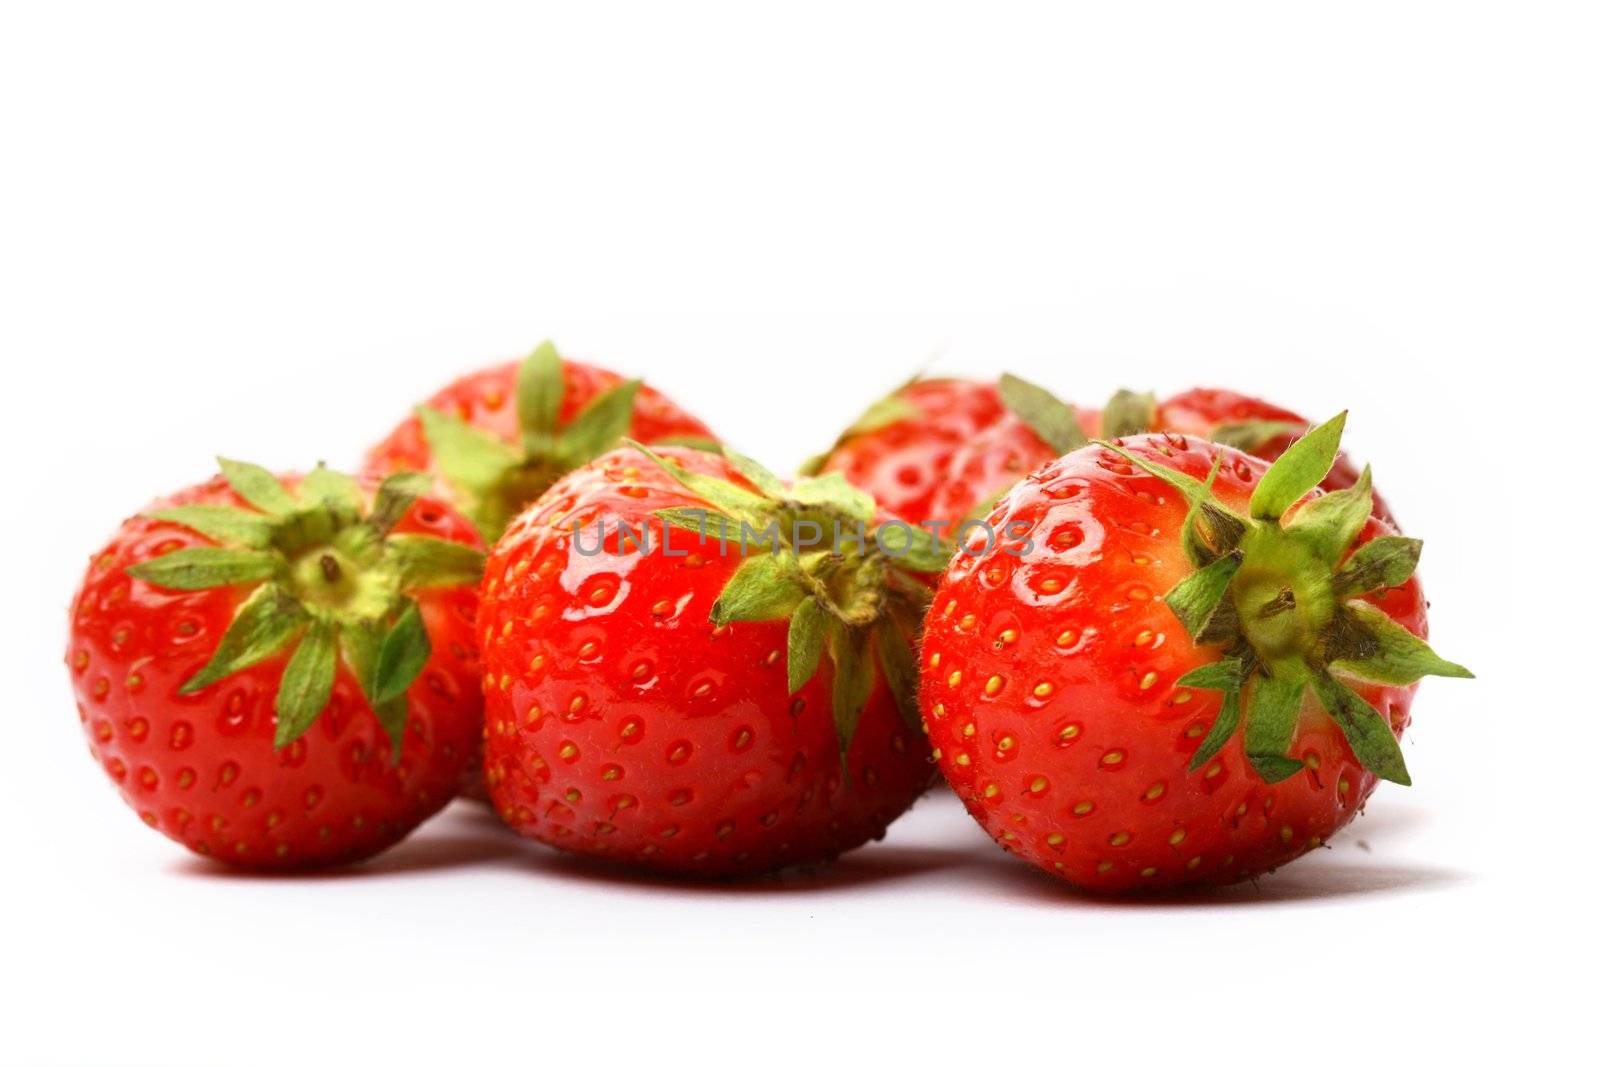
[67,345,1468,890]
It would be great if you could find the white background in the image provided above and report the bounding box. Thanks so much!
[2,3,1594,1064]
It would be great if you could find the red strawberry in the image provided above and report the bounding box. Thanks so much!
[928,380,1397,530]
[1158,388,1394,526]
[477,445,940,876]
[67,460,486,868]
[919,416,1468,891]
[365,340,716,543]
[803,377,1006,526]
[923,374,1101,527]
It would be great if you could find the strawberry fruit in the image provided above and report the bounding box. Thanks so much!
[803,376,1006,526]
[929,379,1397,530]
[919,416,1467,891]
[477,444,940,876]
[365,340,716,542]
[67,460,486,868]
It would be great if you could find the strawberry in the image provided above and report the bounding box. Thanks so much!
[67,459,486,868]
[918,416,1468,891]
[1157,387,1395,527]
[365,340,716,543]
[477,445,940,876]
[928,379,1398,530]
[922,374,1101,527]
[802,376,1006,526]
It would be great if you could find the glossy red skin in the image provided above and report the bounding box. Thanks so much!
[920,434,1426,892]
[925,408,1101,528]
[819,378,1005,527]
[927,386,1396,530]
[67,476,485,869]
[367,359,714,812]
[1158,388,1395,527]
[478,447,935,876]
[364,358,717,488]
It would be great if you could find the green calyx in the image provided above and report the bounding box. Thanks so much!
[418,340,715,543]
[1101,389,1159,439]
[126,459,485,759]
[1098,412,1470,787]
[632,442,941,770]
[997,373,1089,454]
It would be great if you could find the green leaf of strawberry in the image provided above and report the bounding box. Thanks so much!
[1249,411,1348,520]
[129,459,484,759]
[1101,412,1468,786]
[178,584,308,695]
[275,620,339,748]
[786,597,828,694]
[389,534,490,588]
[1310,673,1412,785]
[710,553,807,624]
[1175,658,1248,770]
[368,471,434,535]
[218,457,299,516]
[299,464,364,514]
[558,381,643,466]
[1331,601,1474,685]
[395,341,705,542]
[874,610,922,732]
[126,547,282,590]
[1243,673,1306,783]
[416,406,523,508]
[997,373,1088,455]
[828,618,875,758]
[372,602,432,706]
[516,339,565,445]
[630,438,773,525]
[1334,536,1422,596]
[1100,389,1157,438]
[657,506,745,547]
[1207,419,1307,452]
[787,472,876,522]
[630,440,935,771]
[145,505,276,548]
[1166,554,1241,640]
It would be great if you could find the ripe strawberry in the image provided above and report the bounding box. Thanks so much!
[929,380,1397,530]
[802,376,1006,526]
[365,340,716,542]
[922,374,1100,527]
[478,445,940,876]
[1158,387,1394,526]
[919,416,1468,891]
[67,460,486,868]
